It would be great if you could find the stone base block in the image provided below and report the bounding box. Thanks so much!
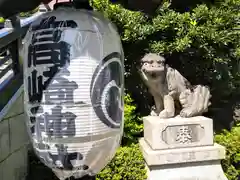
[139,138,225,166]
[146,160,228,180]
[143,116,214,150]
[139,138,228,180]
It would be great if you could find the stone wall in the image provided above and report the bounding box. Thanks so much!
[0,87,29,180]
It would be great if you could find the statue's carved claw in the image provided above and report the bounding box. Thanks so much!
[150,110,158,116]
[159,110,174,118]
[180,108,193,118]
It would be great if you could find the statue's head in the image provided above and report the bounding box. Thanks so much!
[140,53,166,83]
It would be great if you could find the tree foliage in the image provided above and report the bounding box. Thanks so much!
[92,0,240,128]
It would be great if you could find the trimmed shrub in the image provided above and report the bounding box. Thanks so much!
[122,94,143,145]
[96,94,146,179]
[97,143,147,180]
[215,124,240,180]
[0,17,4,23]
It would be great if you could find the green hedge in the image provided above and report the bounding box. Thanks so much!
[122,94,143,145]
[97,143,147,180]
[97,94,146,179]
[215,124,240,180]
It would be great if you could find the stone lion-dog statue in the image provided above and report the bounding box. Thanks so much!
[140,53,211,118]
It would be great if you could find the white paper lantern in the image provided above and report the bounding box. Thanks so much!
[20,7,124,180]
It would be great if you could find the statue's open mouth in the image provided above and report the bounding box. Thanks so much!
[146,71,161,79]
[150,72,157,78]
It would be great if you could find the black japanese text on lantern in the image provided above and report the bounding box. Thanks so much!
[28,16,78,137]
[27,16,85,170]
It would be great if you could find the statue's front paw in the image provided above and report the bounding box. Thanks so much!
[159,110,174,118]
[180,108,194,118]
[150,110,158,116]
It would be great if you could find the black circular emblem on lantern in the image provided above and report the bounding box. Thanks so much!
[90,52,124,129]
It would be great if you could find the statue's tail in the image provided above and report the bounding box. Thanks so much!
[179,85,211,117]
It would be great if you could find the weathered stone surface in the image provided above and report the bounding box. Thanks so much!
[0,146,28,180]
[0,88,29,180]
[146,160,228,180]
[139,138,225,166]
[9,113,29,153]
[143,116,213,150]
[0,119,10,162]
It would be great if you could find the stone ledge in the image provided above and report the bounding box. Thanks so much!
[9,113,30,153]
[143,116,214,150]
[0,119,10,162]
[139,138,225,166]
[0,145,28,180]
[146,160,228,180]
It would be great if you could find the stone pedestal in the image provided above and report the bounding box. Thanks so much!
[139,116,228,180]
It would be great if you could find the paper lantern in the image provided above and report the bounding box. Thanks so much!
[20,7,124,180]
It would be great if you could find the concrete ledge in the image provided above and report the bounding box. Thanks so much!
[0,146,28,180]
[9,113,29,152]
[0,119,10,162]
[146,160,228,180]
[0,87,29,180]
[139,138,225,166]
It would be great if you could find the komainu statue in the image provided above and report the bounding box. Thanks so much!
[140,53,211,118]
